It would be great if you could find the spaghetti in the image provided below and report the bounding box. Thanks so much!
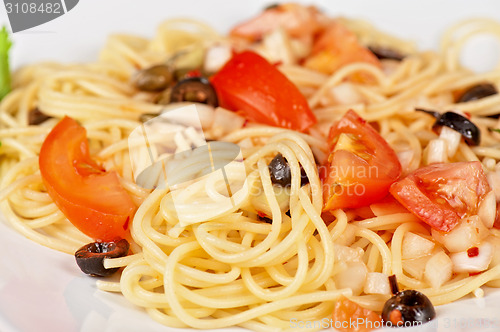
[2,5,500,331]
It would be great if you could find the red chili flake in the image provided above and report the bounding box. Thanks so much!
[467,247,479,258]
[272,61,283,67]
[464,111,472,119]
[257,211,268,218]
[469,271,483,277]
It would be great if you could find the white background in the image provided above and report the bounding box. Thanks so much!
[2,1,500,331]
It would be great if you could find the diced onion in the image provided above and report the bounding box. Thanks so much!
[439,126,462,157]
[262,28,296,65]
[334,262,368,296]
[487,169,500,202]
[204,44,232,73]
[403,255,432,280]
[450,242,493,273]
[396,149,414,174]
[363,272,391,295]
[424,138,448,165]
[328,83,363,105]
[477,191,496,228]
[402,232,435,259]
[431,215,490,252]
[424,251,453,288]
[334,244,364,263]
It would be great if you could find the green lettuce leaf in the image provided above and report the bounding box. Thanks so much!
[0,26,12,101]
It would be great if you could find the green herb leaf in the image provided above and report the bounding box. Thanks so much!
[490,128,500,133]
[0,26,12,101]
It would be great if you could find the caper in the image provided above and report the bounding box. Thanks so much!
[132,64,173,92]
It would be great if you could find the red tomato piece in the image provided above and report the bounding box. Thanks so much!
[229,3,327,42]
[332,297,382,332]
[304,22,381,82]
[390,161,491,232]
[210,50,316,132]
[322,110,401,211]
[39,116,136,241]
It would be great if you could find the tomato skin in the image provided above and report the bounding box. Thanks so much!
[390,161,491,232]
[322,110,402,211]
[210,50,316,132]
[39,117,136,241]
[332,297,382,332]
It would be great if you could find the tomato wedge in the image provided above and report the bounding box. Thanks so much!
[304,22,381,79]
[39,116,136,241]
[332,297,382,332]
[322,110,401,211]
[390,161,491,232]
[210,50,316,132]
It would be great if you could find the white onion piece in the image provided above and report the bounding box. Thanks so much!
[424,251,453,288]
[487,170,500,202]
[211,107,246,137]
[431,215,490,252]
[262,28,296,65]
[403,255,432,280]
[424,138,448,165]
[450,242,493,273]
[334,244,364,263]
[364,272,391,295]
[396,149,414,174]
[289,38,312,60]
[204,44,232,73]
[439,126,462,157]
[402,232,435,259]
[477,191,496,228]
[328,83,363,105]
[334,262,368,296]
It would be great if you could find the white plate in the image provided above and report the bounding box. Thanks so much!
[2,1,500,331]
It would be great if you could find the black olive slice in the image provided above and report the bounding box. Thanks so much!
[269,153,291,187]
[170,77,218,107]
[382,275,436,327]
[268,153,309,187]
[132,65,173,92]
[433,111,480,146]
[458,83,497,103]
[75,239,129,277]
[368,45,406,61]
[415,108,481,146]
[28,107,51,125]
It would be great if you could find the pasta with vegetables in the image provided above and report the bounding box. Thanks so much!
[2,3,500,331]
